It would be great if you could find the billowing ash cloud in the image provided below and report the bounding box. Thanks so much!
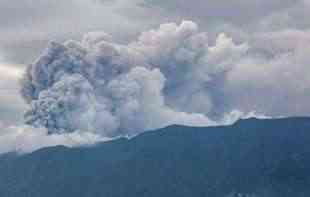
[22,21,248,136]
[21,20,310,138]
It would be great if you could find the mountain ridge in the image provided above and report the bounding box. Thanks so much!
[1,117,310,197]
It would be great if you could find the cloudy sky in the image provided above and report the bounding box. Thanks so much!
[0,0,310,152]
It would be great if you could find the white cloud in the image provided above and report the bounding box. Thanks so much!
[0,63,23,78]
[0,123,109,154]
[0,61,26,124]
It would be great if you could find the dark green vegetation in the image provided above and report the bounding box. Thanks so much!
[1,118,310,197]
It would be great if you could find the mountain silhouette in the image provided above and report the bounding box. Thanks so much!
[1,117,310,197]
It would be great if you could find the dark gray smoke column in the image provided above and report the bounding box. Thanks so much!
[21,21,248,136]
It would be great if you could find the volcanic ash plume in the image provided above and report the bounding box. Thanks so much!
[21,21,248,137]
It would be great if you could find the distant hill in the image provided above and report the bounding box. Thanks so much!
[1,117,310,197]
